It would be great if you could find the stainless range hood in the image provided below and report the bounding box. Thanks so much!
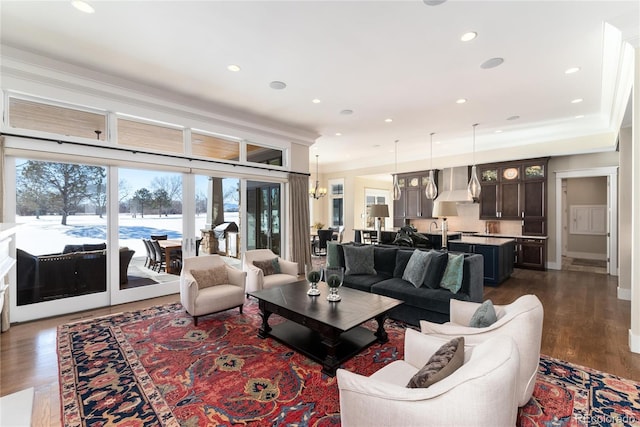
[434,166,474,203]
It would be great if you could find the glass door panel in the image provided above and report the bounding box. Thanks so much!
[117,168,183,289]
[270,186,281,255]
[12,157,109,320]
[246,181,281,255]
[194,175,241,260]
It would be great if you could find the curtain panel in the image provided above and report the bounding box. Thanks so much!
[289,173,311,275]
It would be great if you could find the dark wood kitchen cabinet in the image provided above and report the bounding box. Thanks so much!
[479,158,548,236]
[393,171,438,227]
[514,237,546,270]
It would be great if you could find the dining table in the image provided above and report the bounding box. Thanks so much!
[157,239,182,274]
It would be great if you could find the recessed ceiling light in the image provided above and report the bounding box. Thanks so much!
[423,0,447,5]
[571,98,583,104]
[269,81,287,90]
[575,115,585,119]
[335,132,342,136]
[565,67,581,74]
[71,0,95,13]
[461,32,477,42]
[495,130,503,133]
[340,109,353,115]
[227,64,241,72]
[507,115,520,121]
[384,118,393,123]
[456,98,467,104]
[480,57,504,69]
[312,98,321,104]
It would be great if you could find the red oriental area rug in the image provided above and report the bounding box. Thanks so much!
[58,301,640,426]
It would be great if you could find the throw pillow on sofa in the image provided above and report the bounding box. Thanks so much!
[440,253,465,293]
[403,249,430,288]
[343,244,376,275]
[407,336,465,388]
[253,258,281,276]
[374,246,397,277]
[422,251,449,289]
[393,249,414,278]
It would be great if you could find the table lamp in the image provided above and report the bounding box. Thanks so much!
[432,201,458,249]
[369,204,389,244]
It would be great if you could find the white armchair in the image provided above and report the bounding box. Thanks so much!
[243,249,299,293]
[337,329,520,427]
[180,255,246,326]
[420,294,543,407]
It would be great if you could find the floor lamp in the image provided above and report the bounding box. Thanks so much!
[432,201,458,249]
[369,204,389,243]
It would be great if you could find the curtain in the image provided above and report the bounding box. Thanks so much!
[289,173,311,275]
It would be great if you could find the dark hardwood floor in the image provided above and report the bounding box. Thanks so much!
[1,267,639,426]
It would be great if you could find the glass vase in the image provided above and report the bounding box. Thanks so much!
[305,264,321,296]
[325,266,344,302]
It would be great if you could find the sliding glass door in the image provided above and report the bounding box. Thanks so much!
[117,168,183,290]
[12,157,110,320]
[246,181,281,255]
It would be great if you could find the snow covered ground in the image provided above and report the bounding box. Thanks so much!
[15,213,238,256]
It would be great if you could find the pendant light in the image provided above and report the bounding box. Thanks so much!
[309,155,327,199]
[467,123,482,199]
[393,139,402,201]
[425,132,438,199]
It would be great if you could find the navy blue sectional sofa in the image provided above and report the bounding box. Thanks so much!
[327,243,484,325]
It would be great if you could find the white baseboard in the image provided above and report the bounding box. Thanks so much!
[565,251,607,261]
[630,330,640,354]
[618,287,632,301]
[546,261,561,270]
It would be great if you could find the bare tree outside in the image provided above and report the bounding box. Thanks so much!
[17,160,105,225]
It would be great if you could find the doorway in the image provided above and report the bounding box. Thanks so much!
[246,181,281,255]
[561,176,608,274]
[554,167,618,276]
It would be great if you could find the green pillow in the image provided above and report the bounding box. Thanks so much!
[439,253,464,293]
[402,249,430,288]
[343,244,376,275]
[469,300,498,327]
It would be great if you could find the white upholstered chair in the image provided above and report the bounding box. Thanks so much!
[337,329,520,427]
[180,255,246,326]
[420,294,544,407]
[243,249,299,294]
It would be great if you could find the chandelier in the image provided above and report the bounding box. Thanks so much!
[309,155,327,199]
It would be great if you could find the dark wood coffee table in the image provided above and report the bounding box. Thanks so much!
[248,280,403,376]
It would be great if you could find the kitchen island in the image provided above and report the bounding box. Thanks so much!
[353,229,461,248]
[448,236,515,286]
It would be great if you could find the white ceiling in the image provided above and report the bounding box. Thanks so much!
[1,0,638,174]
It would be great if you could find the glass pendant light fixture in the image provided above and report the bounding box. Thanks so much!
[468,123,482,199]
[393,139,402,201]
[425,132,438,199]
[309,155,327,199]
